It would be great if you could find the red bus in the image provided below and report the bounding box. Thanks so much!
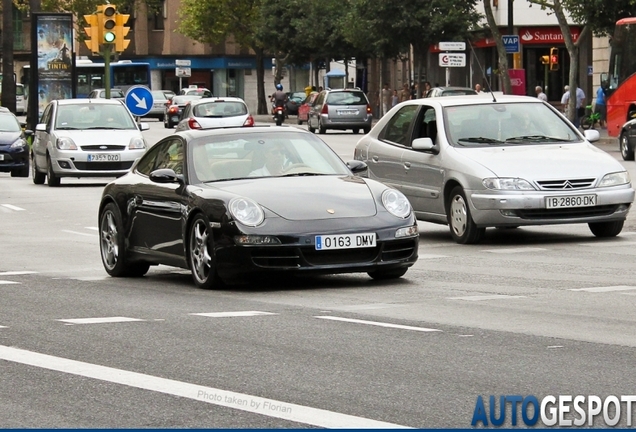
[602,17,636,137]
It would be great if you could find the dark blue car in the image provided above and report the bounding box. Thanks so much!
[0,107,32,177]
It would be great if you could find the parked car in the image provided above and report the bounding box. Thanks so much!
[97,126,418,288]
[179,87,212,97]
[354,95,635,244]
[425,86,477,98]
[0,107,33,177]
[164,95,202,128]
[286,91,306,116]
[297,91,319,125]
[88,88,126,100]
[31,99,149,186]
[175,97,254,131]
[307,88,373,134]
[145,90,176,120]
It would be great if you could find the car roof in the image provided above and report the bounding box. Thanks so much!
[190,97,246,105]
[56,98,126,106]
[404,94,543,107]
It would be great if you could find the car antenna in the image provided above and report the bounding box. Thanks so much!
[468,42,497,103]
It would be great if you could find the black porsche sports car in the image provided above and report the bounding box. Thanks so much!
[98,126,419,289]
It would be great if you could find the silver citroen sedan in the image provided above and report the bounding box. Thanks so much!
[354,95,635,244]
[32,98,149,186]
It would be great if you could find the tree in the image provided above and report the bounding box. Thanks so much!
[483,0,511,94]
[2,0,16,113]
[178,0,269,114]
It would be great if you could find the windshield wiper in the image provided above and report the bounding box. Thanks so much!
[280,172,322,177]
[457,137,504,145]
[84,126,126,130]
[55,126,80,130]
[505,135,571,142]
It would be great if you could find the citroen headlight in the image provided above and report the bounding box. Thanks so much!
[56,137,77,150]
[229,197,264,226]
[382,189,411,218]
[483,177,536,190]
[10,138,27,149]
[128,136,146,150]
[599,171,630,187]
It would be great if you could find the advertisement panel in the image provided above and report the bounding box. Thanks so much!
[31,13,75,120]
[509,69,526,96]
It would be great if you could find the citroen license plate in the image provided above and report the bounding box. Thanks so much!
[545,194,596,209]
[315,233,376,250]
[87,154,121,162]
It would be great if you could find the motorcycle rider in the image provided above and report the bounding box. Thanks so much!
[271,83,288,117]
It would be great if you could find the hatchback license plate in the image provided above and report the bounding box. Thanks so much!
[337,109,358,115]
[545,194,597,209]
[315,233,376,250]
[88,153,121,162]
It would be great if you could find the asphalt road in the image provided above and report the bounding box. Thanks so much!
[1,119,635,428]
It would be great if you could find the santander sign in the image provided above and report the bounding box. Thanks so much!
[518,27,580,44]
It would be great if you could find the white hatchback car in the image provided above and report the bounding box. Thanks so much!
[175,97,254,131]
[32,99,149,186]
[354,95,635,243]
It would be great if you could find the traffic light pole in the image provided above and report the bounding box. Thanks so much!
[104,45,111,99]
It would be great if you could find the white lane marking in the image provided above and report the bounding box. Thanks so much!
[315,316,441,333]
[190,311,278,318]
[448,294,527,301]
[62,229,98,237]
[0,281,19,285]
[578,241,636,247]
[85,227,98,231]
[0,271,37,276]
[418,254,449,259]
[0,325,7,329]
[482,247,547,254]
[71,276,109,281]
[547,346,564,349]
[568,285,636,293]
[57,317,145,325]
[1,204,25,211]
[0,344,410,428]
[330,303,402,311]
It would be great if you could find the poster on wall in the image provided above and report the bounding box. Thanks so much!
[31,13,75,120]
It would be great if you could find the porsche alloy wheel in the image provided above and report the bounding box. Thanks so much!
[100,203,149,277]
[447,186,485,244]
[189,214,221,289]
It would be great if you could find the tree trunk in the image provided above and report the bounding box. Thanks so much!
[254,47,267,115]
[483,0,511,94]
[2,0,16,112]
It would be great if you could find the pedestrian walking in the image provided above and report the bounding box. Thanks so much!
[561,85,586,128]
[381,83,391,116]
[391,90,399,108]
[594,85,607,128]
[535,86,548,102]
[400,84,410,103]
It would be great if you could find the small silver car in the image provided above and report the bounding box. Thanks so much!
[308,88,372,134]
[146,89,176,120]
[175,97,254,131]
[354,95,635,243]
[31,99,149,186]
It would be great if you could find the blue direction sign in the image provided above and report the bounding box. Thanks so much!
[502,35,520,53]
[125,85,154,117]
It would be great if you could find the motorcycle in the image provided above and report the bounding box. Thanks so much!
[272,103,285,126]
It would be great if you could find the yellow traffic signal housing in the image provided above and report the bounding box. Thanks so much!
[115,14,131,53]
[540,55,550,65]
[549,47,559,71]
[83,14,100,54]
[97,4,117,44]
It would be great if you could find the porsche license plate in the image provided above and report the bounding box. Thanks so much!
[545,194,596,209]
[315,233,376,250]
[87,153,121,162]
[0,154,4,161]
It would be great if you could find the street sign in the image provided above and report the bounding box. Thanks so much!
[503,35,520,53]
[439,53,466,67]
[175,59,191,67]
[176,67,192,78]
[439,41,466,51]
[125,85,153,117]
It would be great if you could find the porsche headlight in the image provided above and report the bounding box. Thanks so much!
[10,138,27,149]
[382,189,411,218]
[483,178,536,190]
[56,137,77,150]
[598,171,630,187]
[128,136,146,150]
[229,197,264,226]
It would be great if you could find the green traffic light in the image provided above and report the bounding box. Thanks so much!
[104,31,116,43]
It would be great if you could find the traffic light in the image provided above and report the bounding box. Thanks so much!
[549,47,559,71]
[98,4,117,44]
[83,13,100,54]
[540,55,550,65]
[114,13,131,53]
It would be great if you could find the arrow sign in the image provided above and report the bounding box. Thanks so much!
[125,85,153,117]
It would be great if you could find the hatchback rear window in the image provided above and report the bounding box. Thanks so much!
[327,92,367,106]
[194,101,247,117]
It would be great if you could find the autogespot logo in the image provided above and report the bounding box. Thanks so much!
[471,395,636,427]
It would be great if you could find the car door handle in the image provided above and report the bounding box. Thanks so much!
[372,155,379,162]
[403,161,411,169]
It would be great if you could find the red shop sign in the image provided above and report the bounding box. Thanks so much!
[518,26,580,44]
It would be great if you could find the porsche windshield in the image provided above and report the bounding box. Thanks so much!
[444,102,581,147]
